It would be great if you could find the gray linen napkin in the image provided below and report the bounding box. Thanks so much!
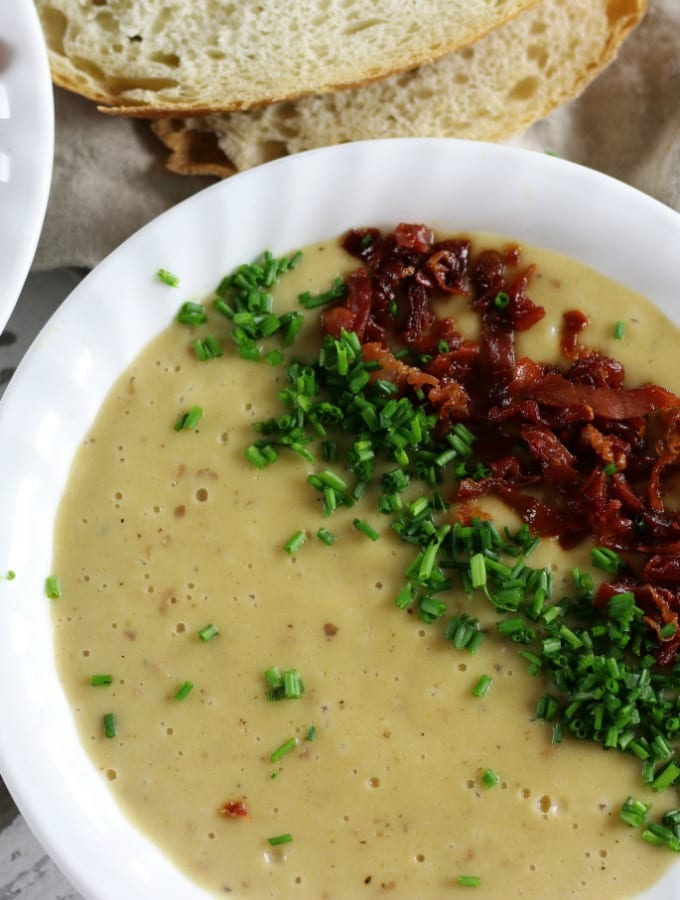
[32,0,679,272]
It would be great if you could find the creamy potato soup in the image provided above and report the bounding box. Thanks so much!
[52,232,680,898]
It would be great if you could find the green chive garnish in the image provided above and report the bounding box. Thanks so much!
[45,575,61,599]
[266,668,305,701]
[267,833,293,846]
[470,553,487,589]
[283,669,304,699]
[103,712,118,739]
[317,528,335,546]
[265,349,285,366]
[481,768,500,788]
[591,546,621,575]
[621,796,651,828]
[90,674,113,686]
[177,300,206,326]
[193,335,223,360]
[174,680,194,700]
[271,737,298,763]
[157,268,180,287]
[612,321,625,340]
[472,675,493,698]
[265,667,283,689]
[458,875,482,887]
[284,530,306,555]
[174,404,204,431]
[197,623,219,642]
[651,762,680,792]
[353,518,380,541]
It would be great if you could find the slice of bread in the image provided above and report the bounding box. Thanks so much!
[152,0,646,177]
[36,0,539,115]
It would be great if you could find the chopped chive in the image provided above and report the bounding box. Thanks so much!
[612,321,625,340]
[353,518,380,541]
[621,796,652,828]
[282,312,304,346]
[5,570,15,581]
[174,680,194,700]
[306,725,317,741]
[284,530,306,555]
[197,623,219,642]
[265,349,285,366]
[283,669,304,699]
[177,300,207,326]
[266,669,304,702]
[298,276,347,309]
[640,822,680,851]
[193,335,223,360]
[267,833,293,846]
[651,762,680,792]
[591,546,621,574]
[212,298,234,319]
[174,404,204,431]
[472,675,492,698]
[271,736,298,763]
[481,768,500,788]
[493,291,510,310]
[265,667,283,689]
[157,268,180,287]
[395,582,415,610]
[45,575,61,599]
[535,694,559,720]
[458,875,482,887]
[245,444,272,469]
[103,712,118,739]
[469,553,487,590]
[317,528,335,546]
[90,674,113,686]
[603,462,618,476]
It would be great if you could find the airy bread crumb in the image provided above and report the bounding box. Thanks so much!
[36,0,539,114]
[152,0,647,177]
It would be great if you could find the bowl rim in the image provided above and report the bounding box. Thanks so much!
[0,0,54,334]
[0,137,679,899]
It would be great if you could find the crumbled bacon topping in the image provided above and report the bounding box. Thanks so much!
[219,799,250,819]
[329,223,680,662]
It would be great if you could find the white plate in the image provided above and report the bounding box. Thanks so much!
[0,0,54,334]
[0,139,679,899]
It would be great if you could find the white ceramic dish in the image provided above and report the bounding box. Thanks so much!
[0,0,54,334]
[0,139,679,899]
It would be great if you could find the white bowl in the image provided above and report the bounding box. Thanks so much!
[0,0,54,333]
[0,139,679,899]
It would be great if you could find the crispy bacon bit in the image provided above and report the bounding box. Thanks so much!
[561,310,591,360]
[219,800,250,819]
[361,343,438,393]
[425,241,470,295]
[507,265,544,332]
[321,269,373,341]
[471,248,505,298]
[394,222,434,254]
[329,224,680,662]
[399,281,436,347]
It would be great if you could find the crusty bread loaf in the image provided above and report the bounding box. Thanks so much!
[153,0,646,177]
[35,0,539,115]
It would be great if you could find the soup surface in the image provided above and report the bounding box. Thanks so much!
[52,233,680,897]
